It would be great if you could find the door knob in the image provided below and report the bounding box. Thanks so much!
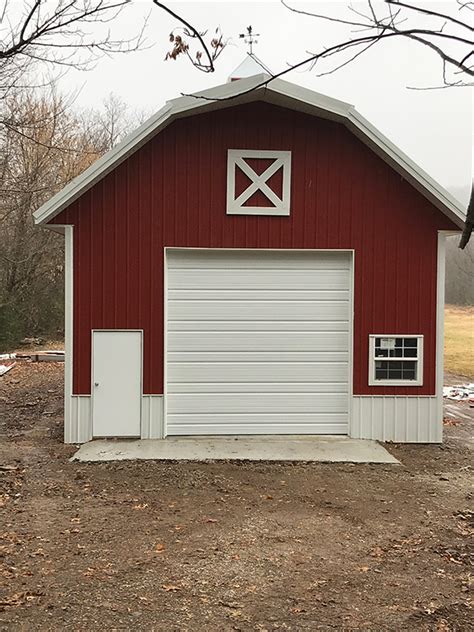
[94,382,99,387]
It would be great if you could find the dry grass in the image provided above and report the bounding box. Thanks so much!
[444,305,474,379]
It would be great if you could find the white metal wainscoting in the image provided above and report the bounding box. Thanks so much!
[351,396,440,443]
[66,395,164,443]
[67,396,92,444]
[141,395,164,439]
[67,395,439,443]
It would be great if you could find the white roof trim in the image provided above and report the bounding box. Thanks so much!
[34,73,466,228]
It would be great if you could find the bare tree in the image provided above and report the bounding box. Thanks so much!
[82,92,143,151]
[0,90,134,348]
[0,1,147,100]
[446,232,474,304]
[0,0,149,185]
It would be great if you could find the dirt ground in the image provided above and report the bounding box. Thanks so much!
[0,362,473,631]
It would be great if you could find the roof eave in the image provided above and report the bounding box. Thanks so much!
[33,72,466,230]
[347,110,465,229]
[34,74,273,226]
[33,101,174,225]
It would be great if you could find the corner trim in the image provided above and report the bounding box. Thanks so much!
[436,231,447,441]
[64,226,76,443]
[68,396,92,444]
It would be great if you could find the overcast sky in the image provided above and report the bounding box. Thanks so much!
[60,1,473,204]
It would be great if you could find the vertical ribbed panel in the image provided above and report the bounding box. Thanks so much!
[66,395,163,443]
[51,102,456,397]
[141,395,164,439]
[351,396,440,443]
[66,396,92,444]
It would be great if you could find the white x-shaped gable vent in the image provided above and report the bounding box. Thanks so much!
[226,149,291,216]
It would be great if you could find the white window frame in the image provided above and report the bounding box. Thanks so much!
[226,149,291,216]
[369,334,424,386]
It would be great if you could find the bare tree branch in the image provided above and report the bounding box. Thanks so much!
[280,0,473,87]
[385,0,474,31]
[152,0,218,72]
[185,23,472,103]
[459,184,474,248]
[0,0,147,100]
[1,119,101,154]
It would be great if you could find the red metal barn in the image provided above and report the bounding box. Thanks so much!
[34,71,465,444]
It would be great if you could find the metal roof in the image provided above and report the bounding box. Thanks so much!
[34,72,466,229]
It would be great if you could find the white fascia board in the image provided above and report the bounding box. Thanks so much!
[181,73,353,115]
[169,75,352,128]
[347,109,466,228]
[262,77,353,119]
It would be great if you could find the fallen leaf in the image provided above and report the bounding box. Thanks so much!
[371,546,384,558]
[443,418,460,426]
[161,584,181,592]
[0,591,43,608]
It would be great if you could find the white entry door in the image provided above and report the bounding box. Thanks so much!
[166,249,352,435]
[92,330,142,437]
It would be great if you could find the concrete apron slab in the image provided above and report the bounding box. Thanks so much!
[71,436,400,464]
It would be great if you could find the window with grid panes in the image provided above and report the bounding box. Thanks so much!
[369,335,423,386]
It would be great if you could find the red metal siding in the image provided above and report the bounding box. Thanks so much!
[51,102,457,396]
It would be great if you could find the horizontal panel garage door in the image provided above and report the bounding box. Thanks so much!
[166,250,351,435]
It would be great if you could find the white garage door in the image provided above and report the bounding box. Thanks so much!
[166,250,351,435]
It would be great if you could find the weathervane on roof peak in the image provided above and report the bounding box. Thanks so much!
[239,25,260,56]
